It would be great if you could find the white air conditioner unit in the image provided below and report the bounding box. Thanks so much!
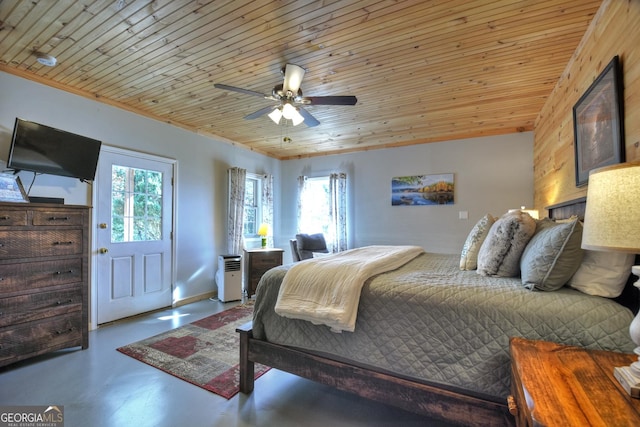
[216,254,242,302]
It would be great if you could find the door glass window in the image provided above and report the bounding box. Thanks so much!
[111,165,163,242]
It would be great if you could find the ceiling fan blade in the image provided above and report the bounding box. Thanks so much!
[282,64,305,94]
[297,107,320,127]
[214,83,269,98]
[302,96,358,105]
[244,105,277,120]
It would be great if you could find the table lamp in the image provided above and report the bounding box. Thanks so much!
[257,223,269,249]
[581,161,640,398]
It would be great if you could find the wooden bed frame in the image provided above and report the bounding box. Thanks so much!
[235,198,633,426]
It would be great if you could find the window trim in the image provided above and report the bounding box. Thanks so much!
[243,172,263,241]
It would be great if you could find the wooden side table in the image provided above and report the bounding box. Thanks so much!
[509,337,640,426]
[243,248,283,297]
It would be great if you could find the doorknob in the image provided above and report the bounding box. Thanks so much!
[99,248,109,254]
[99,223,108,229]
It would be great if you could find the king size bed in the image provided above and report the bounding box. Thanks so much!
[237,198,638,426]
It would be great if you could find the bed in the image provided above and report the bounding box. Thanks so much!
[237,198,638,426]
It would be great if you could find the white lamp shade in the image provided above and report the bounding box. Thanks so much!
[282,103,297,120]
[268,107,282,124]
[291,109,304,126]
[582,161,640,253]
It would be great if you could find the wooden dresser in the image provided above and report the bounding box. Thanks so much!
[509,337,640,426]
[243,248,283,297]
[0,202,90,367]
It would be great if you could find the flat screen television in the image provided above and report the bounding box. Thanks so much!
[7,118,102,181]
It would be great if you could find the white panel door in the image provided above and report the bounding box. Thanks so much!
[96,148,174,324]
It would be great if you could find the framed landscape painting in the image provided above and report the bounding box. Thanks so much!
[391,173,454,206]
[573,55,625,187]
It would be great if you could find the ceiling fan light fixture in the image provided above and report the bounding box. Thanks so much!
[281,103,296,120]
[291,109,305,126]
[268,107,282,124]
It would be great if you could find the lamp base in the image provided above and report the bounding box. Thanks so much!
[614,365,640,398]
[616,265,640,398]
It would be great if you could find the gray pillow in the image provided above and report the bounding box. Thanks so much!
[477,211,536,277]
[520,218,584,291]
[296,233,328,260]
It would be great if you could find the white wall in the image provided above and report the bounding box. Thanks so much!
[0,71,535,307]
[0,72,279,307]
[279,133,534,262]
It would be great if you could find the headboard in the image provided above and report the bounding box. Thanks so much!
[546,196,587,220]
[546,197,639,314]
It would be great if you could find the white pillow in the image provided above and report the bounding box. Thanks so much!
[568,250,635,297]
[460,214,495,270]
[312,251,332,258]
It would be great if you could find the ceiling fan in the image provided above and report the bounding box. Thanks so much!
[214,64,357,127]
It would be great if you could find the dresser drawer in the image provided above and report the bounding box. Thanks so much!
[251,252,283,267]
[0,312,83,365]
[0,259,82,294]
[0,210,28,226]
[32,210,85,226]
[0,287,82,328]
[0,230,83,259]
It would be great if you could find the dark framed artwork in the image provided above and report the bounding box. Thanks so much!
[573,55,625,187]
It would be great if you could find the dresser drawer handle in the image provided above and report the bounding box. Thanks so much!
[55,327,75,335]
[56,299,74,305]
[0,216,10,220]
[53,241,74,246]
[54,269,74,275]
[49,216,70,221]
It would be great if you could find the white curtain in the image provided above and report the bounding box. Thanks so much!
[227,167,246,254]
[329,172,348,253]
[296,175,307,233]
[261,173,274,247]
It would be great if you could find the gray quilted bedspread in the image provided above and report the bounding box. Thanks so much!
[252,253,635,401]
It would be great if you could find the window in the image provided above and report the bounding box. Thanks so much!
[243,173,262,238]
[299,176,331,239]
[111,165,163,242]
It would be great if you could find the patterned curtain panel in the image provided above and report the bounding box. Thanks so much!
[227,167,246,254]
[262,173,274,247]
[296,175,307,233]
[329,172,348,253]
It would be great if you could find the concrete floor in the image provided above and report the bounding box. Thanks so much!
[0,298,454,427]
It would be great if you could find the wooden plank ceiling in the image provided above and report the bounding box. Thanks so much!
[0,0,602,159]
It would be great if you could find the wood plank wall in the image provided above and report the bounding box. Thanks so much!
[534,0,640,212]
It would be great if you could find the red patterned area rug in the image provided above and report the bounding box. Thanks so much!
[116,303,270,399]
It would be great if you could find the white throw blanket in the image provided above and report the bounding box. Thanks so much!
[274,245,424,332]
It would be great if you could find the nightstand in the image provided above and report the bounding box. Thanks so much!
[243,248,283,297]
[508,337,640,426]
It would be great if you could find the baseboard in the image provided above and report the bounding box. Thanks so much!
[173,291,216,307]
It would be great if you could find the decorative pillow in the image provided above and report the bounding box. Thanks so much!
[568,250,635,297]
[296,233,328,260]
[520,218,584,291]
[477,210,536,277]
[460,214,495,270]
